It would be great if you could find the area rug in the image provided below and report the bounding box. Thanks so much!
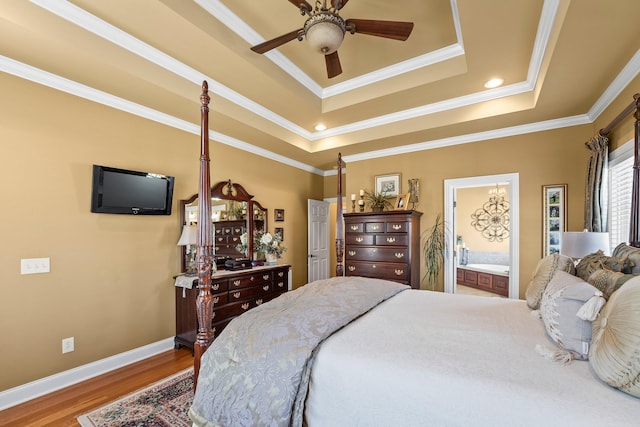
[77,368,194,426]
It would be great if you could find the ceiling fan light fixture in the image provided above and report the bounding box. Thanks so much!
[304,13,346,54]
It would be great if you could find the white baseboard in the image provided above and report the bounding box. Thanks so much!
[0,337,175,411]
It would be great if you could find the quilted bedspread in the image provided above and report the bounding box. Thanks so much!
[188,276,408,427]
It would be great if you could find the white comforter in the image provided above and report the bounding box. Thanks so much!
[305,290,640,427]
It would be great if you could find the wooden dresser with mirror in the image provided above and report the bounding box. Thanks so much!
[175,180,290,350]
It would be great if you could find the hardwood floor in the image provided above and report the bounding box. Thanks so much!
[0,348,193,427]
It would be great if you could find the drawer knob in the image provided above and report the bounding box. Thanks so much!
[372,264,376,269]
[395,252,404,258]
[241,303,250,310]
[387,237,396,243]
[256,299,263,305]
[371,225,380,230]
[356,237,364,242]
[371,248,377,253]
[350,225,359,231]
[395,269,404,275]
[348,250,356,256]
[250,276,255,281]
[263,274,270,280]
[233,291,241,299]
[348,266,356,271]
[392,224,402,230]
[263,285,269,291]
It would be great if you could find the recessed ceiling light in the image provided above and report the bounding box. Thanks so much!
[484,78,504,89]
[314,124,327,131]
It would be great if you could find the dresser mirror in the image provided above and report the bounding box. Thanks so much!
[179,180,268,272]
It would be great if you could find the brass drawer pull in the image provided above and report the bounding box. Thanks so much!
[372,264,376,269]
[348,250,356,256]
[233,280,241,286]
[263,285,269,291]
[213,297,219,304]
[256,299,263,305]
[233,291,241,299]
[386,237,396,243]
[263,274,270,280]
[241,303,249,310]
[250,276,255,281]
[395,252,404,258]
[371,225,380,230]
[278,272,284,277]
[276,281,284,287]
[356,237,364,242]
[392,224,402,230]
[395,269,404,275]
[350,225,359,231]
[348,266,356,271]
[213,284,220,291]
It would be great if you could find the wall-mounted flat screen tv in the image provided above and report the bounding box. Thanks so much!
[91,165,175,215]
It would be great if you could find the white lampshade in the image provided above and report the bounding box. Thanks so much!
[304,13,345,54]
[562,231,610,258]
[177,225,197,246]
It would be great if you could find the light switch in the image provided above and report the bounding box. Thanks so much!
[20,258,50,274]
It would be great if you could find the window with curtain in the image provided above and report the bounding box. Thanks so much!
[608,141,634,250]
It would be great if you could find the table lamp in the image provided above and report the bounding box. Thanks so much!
[177,224,198,275]
[561,230,610,261]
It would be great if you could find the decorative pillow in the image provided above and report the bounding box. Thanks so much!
[589,276,640,398]
[587,269,635,299]
[575,250,632,281]
[525,254,575,309]
[539,271,603,360]
[611,243,640,274]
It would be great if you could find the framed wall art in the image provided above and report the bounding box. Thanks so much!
[274,209,285,222]
[542,184,567,256]
[275,227,284,241]
[375,173,401,197]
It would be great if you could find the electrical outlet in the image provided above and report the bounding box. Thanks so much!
[62,337,74,354]
[20,258,50,274]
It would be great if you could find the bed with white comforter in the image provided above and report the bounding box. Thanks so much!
[190,277,640,427]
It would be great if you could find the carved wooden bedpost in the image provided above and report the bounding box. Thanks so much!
[629,93,640,247]
[194,81,215,389]
[336,153,344,276]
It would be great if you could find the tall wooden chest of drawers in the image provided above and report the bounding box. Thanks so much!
[343,210,422,288]
[174,264,290,350]
[213,220,245,258]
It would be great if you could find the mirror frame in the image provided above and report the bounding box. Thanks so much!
[179,180,268,272]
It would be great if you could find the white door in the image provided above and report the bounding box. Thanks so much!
[308,199,330,283]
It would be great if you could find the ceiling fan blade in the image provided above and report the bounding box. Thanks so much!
[346,19,414,41]
[331,0,350,10]
[250,29,302,54]
[288,0,313,13]
[325,51,342,79]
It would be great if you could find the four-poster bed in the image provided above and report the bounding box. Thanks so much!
[190,83,640,425]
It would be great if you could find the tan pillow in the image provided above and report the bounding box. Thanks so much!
[589,276,640,398]
[611,243,640,274]
[574,250,631,280]
[525,254,575,309]
[587,269,635,299]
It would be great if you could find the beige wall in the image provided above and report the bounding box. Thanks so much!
[2,63,638,393]
[0,74,320,391]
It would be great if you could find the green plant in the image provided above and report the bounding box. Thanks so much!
[364,190,394,212]
[422,213,446,290]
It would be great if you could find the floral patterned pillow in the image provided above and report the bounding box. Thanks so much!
[575,251,632,281]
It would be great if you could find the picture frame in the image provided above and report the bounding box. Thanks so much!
[375,173,401,197]
[275,227,284,241]
[542,184,567,256]
[274,209,285,222]
[394,193,410,210]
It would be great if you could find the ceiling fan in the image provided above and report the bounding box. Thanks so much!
[250,0,414,79]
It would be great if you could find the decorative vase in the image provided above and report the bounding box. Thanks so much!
[265,252,278,265]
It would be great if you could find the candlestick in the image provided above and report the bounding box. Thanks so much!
[358,199,365,212]
[351,200,356,212]
[359,189,364,197]
[351,193,356,201]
